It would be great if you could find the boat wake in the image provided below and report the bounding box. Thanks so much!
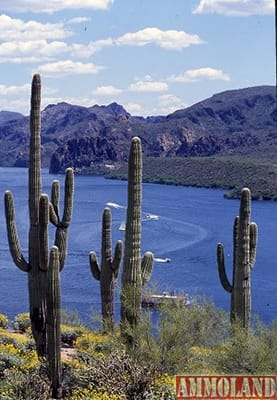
[106,202,125,209]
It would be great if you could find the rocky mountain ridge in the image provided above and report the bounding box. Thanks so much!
[0,85,275,172]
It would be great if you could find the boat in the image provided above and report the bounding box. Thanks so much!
[145,213,160,220]
[119,221,126,231]
[154,257,171,263]
[142,291,190,308]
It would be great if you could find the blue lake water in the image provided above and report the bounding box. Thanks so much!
[0,167,276,325]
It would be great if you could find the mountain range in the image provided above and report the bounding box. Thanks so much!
[0,85,276,173]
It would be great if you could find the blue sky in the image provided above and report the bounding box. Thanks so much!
[0,0,275,117]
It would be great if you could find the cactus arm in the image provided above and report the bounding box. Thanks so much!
[50,169,74,228]
[54,229,67,271]
[50,180,60,223]
[217,243,232,293]
[111,240,123,280]
[4,191,30,272]
[39,194,49,271]
[49,169,74,270]
[47,245,62,399]
[233,216,239,277]
[141,251,154,285]
[49,202,59,226]
[61,168,74,227]
[249,222,258,269]
[89,252,101,280]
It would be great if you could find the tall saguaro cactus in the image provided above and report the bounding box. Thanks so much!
[120,137,154,335]
[217,187,258,329]
[89,207,122,332]
[4,74,74,356]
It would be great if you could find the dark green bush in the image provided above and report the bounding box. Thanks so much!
[0,314,9,329]
[13,313,31,332]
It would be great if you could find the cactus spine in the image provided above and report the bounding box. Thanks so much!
[217,187,258,329]
[4,74,74,356]
[47,245,62,399]
[120,137,154,334]
[89,207,122,332]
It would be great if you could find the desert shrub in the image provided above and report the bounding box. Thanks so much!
[13,312,31,332]
[0,342,38,373]
[210,319,277,374]
[0,314,9,329]
[156,299,229,372]
[148,373,176,400]
[0,351,22,374]
[0,328,35,353]
[0,330,20,347]
[61,324,89,346]
[63,349,158,399]
[74,331,113,358]
[60,309,89,346]
[61,309,83,327]
[1,363,50,400]
[64,388,125,399]
[109,299,230,377]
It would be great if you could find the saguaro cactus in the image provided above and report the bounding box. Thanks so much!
[217,187,258,329]
[120,137,154,334]
[47,244,62,399]
[89,207,122,332]
[4,74,74,356]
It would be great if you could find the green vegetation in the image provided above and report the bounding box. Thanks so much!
[107,156,277,200]
[0,303,276,399]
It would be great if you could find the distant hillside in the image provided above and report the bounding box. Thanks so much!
[0,85,275,171]
[0,110,24,125]
[107,156,277,201]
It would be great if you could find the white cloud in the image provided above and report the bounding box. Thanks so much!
[0,40,69,63]
[92,85,122,96]
[115,27,205,50]
[42,95,95,109]
[0,14,113,64]
[0,15,204,68]
[70,39,112,58]
[1,0,114,13]
[37,60,104,77]
[0,97,28,114]
[128,79,168,92]
[0,84,59,114]
[168,67,230,82]
[0,83,30,95]
[66,17,91,25]
[0,14,72,40]
[125,102,143,115]
[153,94,187,115]
[125,94,187,117]
[193,0,274,16]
